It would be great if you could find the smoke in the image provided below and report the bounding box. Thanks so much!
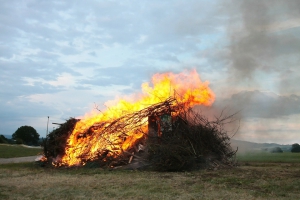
[178,1,300,144]
[209,0,300,143]
[229,1,270,79]
[226,0,300,90]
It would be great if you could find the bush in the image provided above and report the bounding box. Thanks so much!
[291,143,300,153]
[270,147,283,153]
[147,109,237,171]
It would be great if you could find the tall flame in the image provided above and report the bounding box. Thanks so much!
[58,69,215,166]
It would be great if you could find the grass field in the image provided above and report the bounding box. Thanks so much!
[236,151,300,163]
[0,144,42,158]
[0,152,300,199]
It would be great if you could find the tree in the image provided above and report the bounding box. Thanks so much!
[12,126,40,145]
[291,143,300,153]
[0,135,8,143]
[270,147,283,153]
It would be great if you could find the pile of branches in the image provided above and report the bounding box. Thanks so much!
[42,118,79,163]
[42,97,237,171]
[146,108,238,171]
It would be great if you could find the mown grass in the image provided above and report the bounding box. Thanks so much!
[0,144,42,158]
[0,152,300,199]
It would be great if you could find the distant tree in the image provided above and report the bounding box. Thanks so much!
[0,135,8,143]
[291,143,300,153]
[270,147,283,153]
[12,126,40,146]
[15,138,23,144]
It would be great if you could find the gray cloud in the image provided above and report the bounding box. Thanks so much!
[79,63,152,90]
[158,54,180,63]
[0,99,59,135]
[0,0,299,144]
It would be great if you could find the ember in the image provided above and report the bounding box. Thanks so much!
[42,70,237,171]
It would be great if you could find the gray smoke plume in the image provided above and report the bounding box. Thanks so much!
[207,1,300,143]
[226,0,300,90]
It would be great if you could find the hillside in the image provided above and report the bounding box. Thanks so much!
[231,139,292,153]
[2,135,12,139]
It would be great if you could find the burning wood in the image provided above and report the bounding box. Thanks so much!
[41,70,237,171]
[42,97,237,171]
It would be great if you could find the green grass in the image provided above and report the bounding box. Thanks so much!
[1,150,300,199]
[0,162,35,169]
[237,151,300,163]
[0,144,42,158]
[0,162,300,199]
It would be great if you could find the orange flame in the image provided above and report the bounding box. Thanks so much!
[57,69,215,167]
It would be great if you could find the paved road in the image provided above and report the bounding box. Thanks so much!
[0,156,38,164]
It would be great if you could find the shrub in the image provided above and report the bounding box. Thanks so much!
[270,147,283,153]
[291,143,300,153]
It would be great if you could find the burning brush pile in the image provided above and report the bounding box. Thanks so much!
[41,70,237,171]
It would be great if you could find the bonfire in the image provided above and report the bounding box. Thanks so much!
[42,70,237,171]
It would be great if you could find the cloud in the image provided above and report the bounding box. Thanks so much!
[0,0,299,144]
[22,73,76,88]
[78,64,153,90]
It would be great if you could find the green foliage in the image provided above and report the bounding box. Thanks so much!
[0,162,300,199]
[270,147,283,153]
[12,126,40,146]
[15,138,23,144]
[0,135,8,143]
[291,143,300,153]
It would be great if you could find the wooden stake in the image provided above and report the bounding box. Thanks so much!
[128,152,134,163]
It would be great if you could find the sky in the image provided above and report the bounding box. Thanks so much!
[0,0,299,144]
